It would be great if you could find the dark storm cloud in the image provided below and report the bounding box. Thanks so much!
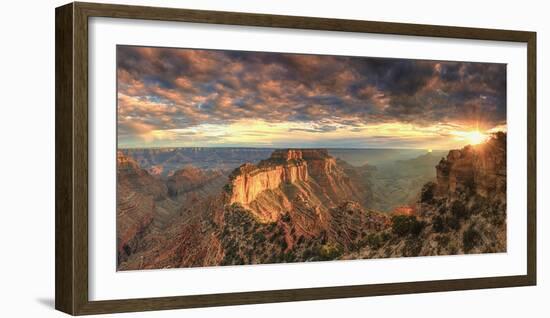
[117,46,506,133]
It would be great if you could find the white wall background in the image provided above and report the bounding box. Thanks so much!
[0,0,547,316]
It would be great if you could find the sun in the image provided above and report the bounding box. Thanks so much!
[451,130,489,146]
[464,130,488,145]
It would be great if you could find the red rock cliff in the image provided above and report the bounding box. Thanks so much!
[226,149,370,222]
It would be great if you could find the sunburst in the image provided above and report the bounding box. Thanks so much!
[465,130,488,145]
[453,130,489,145]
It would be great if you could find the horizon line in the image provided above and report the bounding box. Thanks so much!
[117,146,450,151]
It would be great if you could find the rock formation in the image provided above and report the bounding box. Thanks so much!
[226,149,370,222]
[117,134,507,270]
[354,133,507,259]
[117,152,225,270]
[166,165,227,203]
[436,132,506,200]
[116,152,168,263]
[228,150,308,207]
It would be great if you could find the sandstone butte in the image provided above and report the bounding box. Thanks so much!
[224,148,371,224]
[228,149,308,206]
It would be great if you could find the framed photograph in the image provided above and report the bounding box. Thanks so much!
[55,2,536,315]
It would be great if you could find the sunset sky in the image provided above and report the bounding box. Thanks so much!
[117,46,506,150]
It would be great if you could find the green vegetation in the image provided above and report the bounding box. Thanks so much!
[432,215,445,233]
[463,225,482,252]
[447,215,460,230]
[451,201,468,219]
[420,182,436,202]
[403,238,422,256]
[435,234,450,248]
[364,233,384,249]
[223,183,233,193]
[253,232,266,243]
[279,237,288,250]
[281,251,296,262]
[318,243,343,261]
[391,215,425,237]
[281,213,291,223]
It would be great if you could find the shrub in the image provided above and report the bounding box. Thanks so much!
[463,177,476,192]
[435,234,450,248]
[282,251,296,262]
[223,183,233,193]
[230,202,242,210]
[432,215,446,233]
[222,243,239,265]
[122,244,132,257]
[365,233,382,249]
[391,215,425,237]
[347,242,358,252]
[380,232,391,242]
[446,215,461,230]
[253,232,266,243]
[281,213,291,223]
[469,197,487,216]
[392,215,411,236]
[319,230,328,244]
[420,182,437,202]
[448,243,459,255]
[279,237,288,250]
[451,201,468,219]
[234,256,245,265]
[302,247,315,260]
[411,220,425,236]
[463,225,482,252]
[403,238,422,257]
[318,243,343,260]
[490,214,505,227]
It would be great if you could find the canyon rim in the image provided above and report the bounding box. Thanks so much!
[116,45,507,270]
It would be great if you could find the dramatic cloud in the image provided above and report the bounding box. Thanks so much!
[117,45,506,149]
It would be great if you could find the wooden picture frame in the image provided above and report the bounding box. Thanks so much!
[55,2,536,315]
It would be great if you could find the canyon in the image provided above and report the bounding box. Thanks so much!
[116,133,507,270]
[350,132,507,259]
